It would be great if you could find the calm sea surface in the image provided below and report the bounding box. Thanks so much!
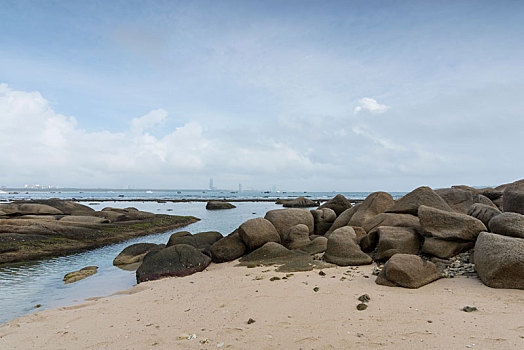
[0,190,405,324]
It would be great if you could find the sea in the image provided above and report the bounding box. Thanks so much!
[0,189,406,324]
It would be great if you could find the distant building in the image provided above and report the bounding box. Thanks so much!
[239,184,242,192]
[209,178,215,190]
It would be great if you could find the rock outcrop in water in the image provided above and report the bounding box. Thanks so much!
[0,199,199,264]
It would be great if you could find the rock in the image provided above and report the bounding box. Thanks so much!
[318,194,352,216]
[0,203,64,216]
[325,204,361,235]
[467,203,502,226]
[63,266,98,284]
[113,243,165,266]
[348,192,395,227]
[479,188,503,201]
[210,230,247,263]
[206,201,236,210]
[462,306,478,312]
[329,226,358,243]
[502,189,524,214]
[351,226,368,241]
[375,254,441,288]
[310,208,336,235]
[488,212,524,239]
[418,205,486,241]
[101,207,155,220]
[282,224,311,249]
[356,303,367,311]
[59,216,110,224]
[94,210,128,222]
[324,227,372,266]
[435,188,496,214]
[374,227,421,261]
[264,209,314,237]
[18,199,95,216]
[474,232,524,289]
[282,197,318,208]
[240,242,296,262]
[239,218,281,251]
[166,231,223,255]
[136,244,211,283]
[387,186,453,215]
[297,236,328,255]
[421,237,474,259]
[362,213,421,233]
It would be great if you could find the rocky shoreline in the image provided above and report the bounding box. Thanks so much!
[0,199,199,264]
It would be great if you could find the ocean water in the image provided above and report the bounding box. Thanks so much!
[0,191,407,324]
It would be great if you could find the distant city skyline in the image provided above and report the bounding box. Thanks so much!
[1,1,523,191]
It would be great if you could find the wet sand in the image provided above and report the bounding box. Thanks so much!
[0,261,522,349]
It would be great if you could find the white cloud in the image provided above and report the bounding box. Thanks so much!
[354,97,389,114]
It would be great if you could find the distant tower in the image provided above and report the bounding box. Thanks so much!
[239,183,242,193]
[209,178,214,190]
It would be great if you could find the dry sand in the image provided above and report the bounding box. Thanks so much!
[0,261,523,349]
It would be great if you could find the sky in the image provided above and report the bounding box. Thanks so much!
[0,0,523,191]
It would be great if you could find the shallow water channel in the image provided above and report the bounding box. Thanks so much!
[0,201,282,324]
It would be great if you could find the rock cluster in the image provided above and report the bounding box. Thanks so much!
[112,179,524,290]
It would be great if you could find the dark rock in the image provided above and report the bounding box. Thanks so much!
[387,186,453,215]
[474,232,524,289]
[282,197,318,208]
[210,230,247,263]
[375,254,441,288]
[421,238,474,259]
[239,218,281,251]
[488,212,524,239]
[467,203,502,226]
[282,224,311,249]
[310,208,336,235]
[206,201,236,210]
[325,204,361,235]
[113,243,165,266]
[462,306,478,312]
[324,227,372,266]
[479,188,503,201]
[374,226,421,261]
[418,205,486,241]
[264,209,314,237]
[318,194,352,216]
[348,192,395,227]
[166,231,223,255]
[502,189,524,215]
[136,244,211,283]
[435,188,496,214]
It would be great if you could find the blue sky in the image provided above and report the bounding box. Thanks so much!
[1,0,523,191]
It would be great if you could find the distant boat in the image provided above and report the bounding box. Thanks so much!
[146,191,153,193]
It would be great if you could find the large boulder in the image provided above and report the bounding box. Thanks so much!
[264,209,314,237]
[488,212,524,239]
[166,231,223,255]
[136,244,211,283]
[329,226,358,243]
[387,186,453,215]
[375,254,441,289]
[325,204,361,235]
[474,232,524,289]
[206,201,236,210]
[209,230,247,263]
[318,194,351,216]
[282,224,311,249]
[502,189,524,215]
[323,227,372,266]
[282,197,318,208]
[101,207,155,220]
[310,208,336,235]
[467,203,502,227]
[113,243,165,266]
[298,236,328,255]
[418,205,486,241]
[0,203,64,216]
[421,238,474,259]
[239,218,281,251]
[348,192,394,227]
[374,227,421,261]
[435,188,496,214]
[18,199,95,216]
[362,213,421,233]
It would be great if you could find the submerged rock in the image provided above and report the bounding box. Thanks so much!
[206,201,236,210]
[63,266,98,284]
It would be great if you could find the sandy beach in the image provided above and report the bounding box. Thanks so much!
[1,261,522,350]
